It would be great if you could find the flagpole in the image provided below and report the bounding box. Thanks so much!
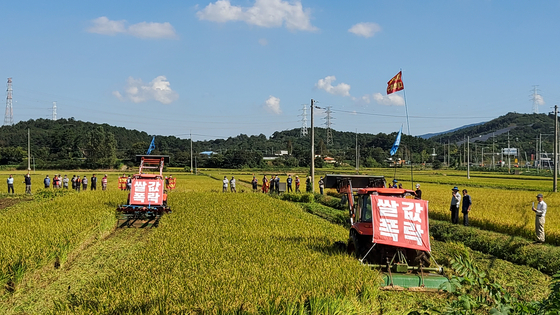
[401,70,414,190]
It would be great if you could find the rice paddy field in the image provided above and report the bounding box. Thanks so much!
[0,168,557,314]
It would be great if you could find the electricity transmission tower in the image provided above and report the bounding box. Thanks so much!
[299,103,308,137]
[52,102,57,120]
[531,85,542,114]
[324,106,334,146]
[4,78,13,126]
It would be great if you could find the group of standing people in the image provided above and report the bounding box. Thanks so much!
[222,174,326,194]
[449,185,546,244]
[449,186,472,226]
[6,173,109,195]
[223,176,237,193]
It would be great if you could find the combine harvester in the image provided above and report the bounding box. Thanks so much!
[117,155,171,228]
[325,174,448,291]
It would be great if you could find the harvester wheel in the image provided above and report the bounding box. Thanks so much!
[348,231,364,259]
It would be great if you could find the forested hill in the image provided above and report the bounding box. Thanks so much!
[0,118,437,169]
[430,112,554,145]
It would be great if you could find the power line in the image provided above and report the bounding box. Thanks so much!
[329,108,494,120]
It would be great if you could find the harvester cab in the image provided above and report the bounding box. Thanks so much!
[325,174,448,291]
[117,155,171,228]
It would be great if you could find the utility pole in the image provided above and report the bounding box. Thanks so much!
[463,136,466,166]
[508,131,511,173]
[539,133,542,171]
[190,130,193,174]
[554,105,558,192]
[52,101,57,120]
[27,128,30,171]
[310,99,315,193]
[536,135,539,172]
[492,132,495,169]
[467,136,470,179]
[447,139,450,167]
[355,129,358,172]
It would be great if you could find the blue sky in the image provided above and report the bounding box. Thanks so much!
[3,0,560,141]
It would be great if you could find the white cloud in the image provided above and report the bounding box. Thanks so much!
[114,76,179,104]
[373,92,404,106]
[197,0,318,31]
[348,22,381,38]
[315,76,351,97]
[360,94,371,104]
[128,22,177,39]
[258,38,268,46]
[87,17,177,39]
[264,95,282,114]
[88,17,126,35]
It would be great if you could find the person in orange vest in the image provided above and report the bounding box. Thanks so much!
[118,174,127,190]
[168,175,176,190]
[262,175,268,193]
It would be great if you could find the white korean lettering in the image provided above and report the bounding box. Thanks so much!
[134,181,147,192]
[403,222,424,246]
[132,192,145,202]
[148,181,161,192]
[147,192,160,203]
[379,218,399,241]
[402,201,423,223]
[377,199,399,218]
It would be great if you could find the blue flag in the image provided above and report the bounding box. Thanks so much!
[146,136,156,155]
[390,126,402,156]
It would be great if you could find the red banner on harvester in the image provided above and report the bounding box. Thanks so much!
[130,179,164,205]
[371,196,431,252]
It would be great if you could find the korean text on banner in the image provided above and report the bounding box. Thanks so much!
[371,196,431,252]
[130,179,164,205]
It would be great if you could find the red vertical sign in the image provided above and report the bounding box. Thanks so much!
[371,196,431,252]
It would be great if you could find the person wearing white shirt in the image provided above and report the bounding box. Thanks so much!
[230,177,236,193]
[7,175,14,194]
[532,193,547,243]
[223,176,228,193]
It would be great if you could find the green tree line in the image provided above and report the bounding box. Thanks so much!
[0,112,551,170]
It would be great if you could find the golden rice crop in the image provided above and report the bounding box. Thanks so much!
[0,189,123,287]
[51,192,431,314]
[419,182,560,244]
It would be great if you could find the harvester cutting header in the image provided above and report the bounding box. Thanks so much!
[325,174,448,291]
[117,155,171,228]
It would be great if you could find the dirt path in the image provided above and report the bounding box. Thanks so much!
[0,197,31,211]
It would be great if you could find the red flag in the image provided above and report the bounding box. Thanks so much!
[387,71,404,95]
